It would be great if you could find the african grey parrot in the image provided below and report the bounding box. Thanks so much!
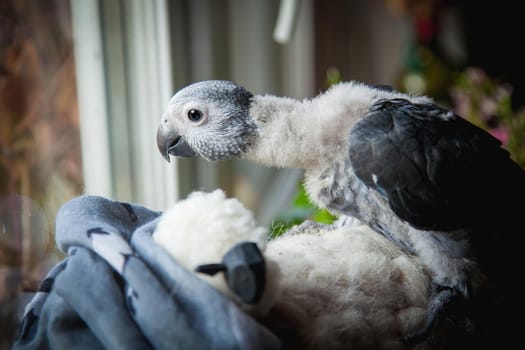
[156,80,524,344]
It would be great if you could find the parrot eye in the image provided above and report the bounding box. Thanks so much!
[187,109,203,122]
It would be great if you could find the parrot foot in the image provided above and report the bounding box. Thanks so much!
[402,286,461,346]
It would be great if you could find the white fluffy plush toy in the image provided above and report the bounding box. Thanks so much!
[152,189,280,315]
[153,189,442,350]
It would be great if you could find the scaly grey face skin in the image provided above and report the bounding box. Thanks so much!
[156,80,258,162]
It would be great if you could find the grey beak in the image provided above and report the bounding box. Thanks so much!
[156,126,196,162]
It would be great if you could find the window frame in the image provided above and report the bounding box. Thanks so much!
[71,0,177,210]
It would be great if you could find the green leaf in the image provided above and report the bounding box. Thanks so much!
[269,182,336,238]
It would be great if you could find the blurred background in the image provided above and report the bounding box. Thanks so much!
[1,0,524,347]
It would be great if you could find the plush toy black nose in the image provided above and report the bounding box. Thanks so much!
[195,242,266,304]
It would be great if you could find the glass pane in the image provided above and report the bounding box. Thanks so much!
[0,0,82,346]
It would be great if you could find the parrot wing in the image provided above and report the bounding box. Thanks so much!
[348,98,524,231]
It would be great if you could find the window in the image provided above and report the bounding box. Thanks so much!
[0,0,81,345]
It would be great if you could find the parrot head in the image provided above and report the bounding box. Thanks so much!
[156,80,258,162]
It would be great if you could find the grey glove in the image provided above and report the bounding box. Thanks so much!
[13,195,281,350]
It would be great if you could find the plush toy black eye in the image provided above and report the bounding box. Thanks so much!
[187,109,203,122]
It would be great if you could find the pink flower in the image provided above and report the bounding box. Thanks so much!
[466,67,487,86]
[489,127,510,145]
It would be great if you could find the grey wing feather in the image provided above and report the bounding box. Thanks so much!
[348,98,525,230]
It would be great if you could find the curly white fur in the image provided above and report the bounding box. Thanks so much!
[153,189,433,349]
[264,226,430,350]
[153,189,268,297]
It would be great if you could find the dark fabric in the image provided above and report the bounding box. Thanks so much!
[13,195,281,350]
